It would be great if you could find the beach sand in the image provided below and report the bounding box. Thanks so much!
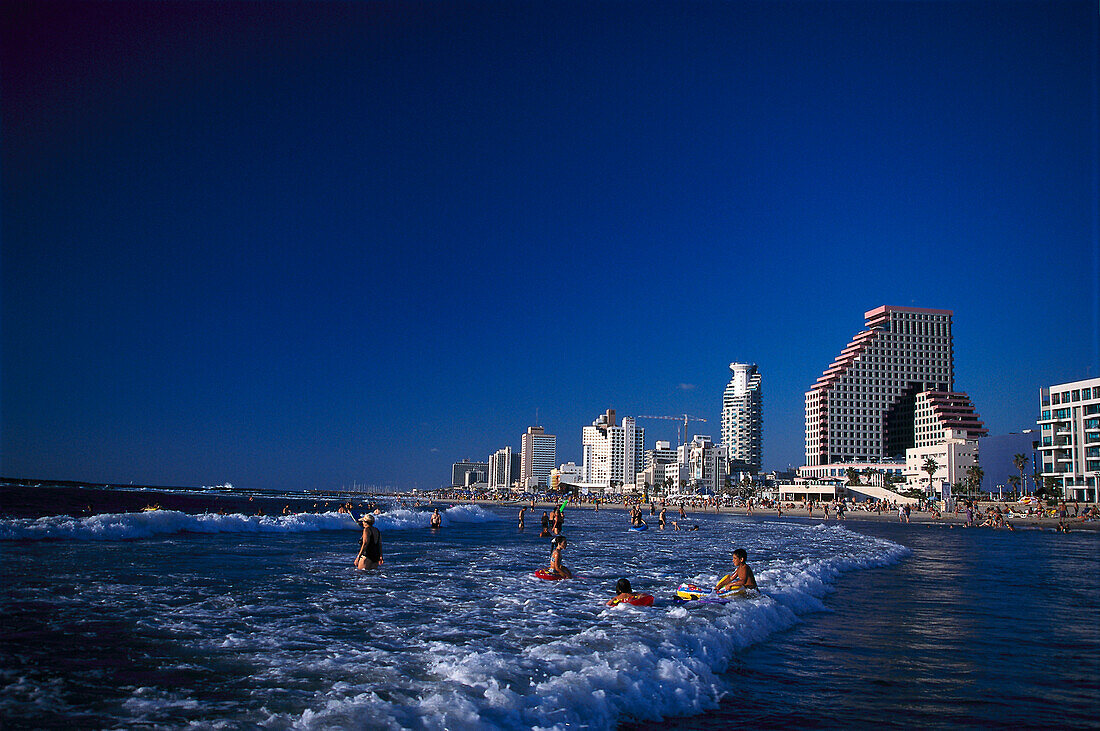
[446,497,1100,532]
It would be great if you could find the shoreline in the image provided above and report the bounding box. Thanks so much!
[441,497,1100,532]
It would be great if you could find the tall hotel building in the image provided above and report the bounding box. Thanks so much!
[804,306,985,470]
[582,409,645,488]
[520,426,557,488]
[1038,377,1100,502]
[721,362,762,472]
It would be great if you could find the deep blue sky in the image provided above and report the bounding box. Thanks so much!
[3,2,1097,491]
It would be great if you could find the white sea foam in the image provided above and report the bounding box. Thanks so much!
[254,524,910,730]
[0,504,499,542]
[2,508,909,730]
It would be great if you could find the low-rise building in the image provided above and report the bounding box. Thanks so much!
[903,429,979,497]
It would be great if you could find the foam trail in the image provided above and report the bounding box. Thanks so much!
[262,526,910,730]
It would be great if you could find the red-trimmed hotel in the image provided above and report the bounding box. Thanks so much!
[801,306,986,479]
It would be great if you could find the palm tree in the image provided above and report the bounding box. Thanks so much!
[846,467,861,486]
[1008,474,1020,498]
[965,465,984,499]
[1013,454,1028,497]
[923,457,939,497]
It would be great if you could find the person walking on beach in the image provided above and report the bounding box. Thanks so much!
[715,548,757,593]
[355,514,383,570]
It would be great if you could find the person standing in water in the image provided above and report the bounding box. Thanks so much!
[355,514,383,570]
[518,507,526,530]
[715,548,756,592]
[430,508,442,529]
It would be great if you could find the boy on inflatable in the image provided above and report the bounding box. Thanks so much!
[715,548,757,594]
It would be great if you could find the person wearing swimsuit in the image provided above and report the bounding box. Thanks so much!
[546,536,573,578]
[355,514,383,570]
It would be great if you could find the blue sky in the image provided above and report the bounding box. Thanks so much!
[3,1,1097,491]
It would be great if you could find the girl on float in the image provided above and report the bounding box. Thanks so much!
[545,536,573,579]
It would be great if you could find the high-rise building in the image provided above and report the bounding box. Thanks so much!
[488,446,521,489]
[1037,377,1100,502]
[721,362,763,471]
[805,306,984,467]
[520,426,557,488]
[582,409,645,489]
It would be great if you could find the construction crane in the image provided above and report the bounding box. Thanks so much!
[637,414,707,448]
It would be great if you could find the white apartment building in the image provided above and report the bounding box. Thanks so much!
[1038,377,1100,502]
[520,426,556,488]
[805,306,985,466]
[637,442,684,493]
[582,409,645,489]
[551,462,583,490]
[645,440,678,469]
[678,435,728,494]
[488,446,520,490]
[904,429,979,496]
[722,362,762,471]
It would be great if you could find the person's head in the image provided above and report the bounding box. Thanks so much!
[615,578,632,594]
[732,548,747,564]
[361,514,375,526]
[553,536,567,549]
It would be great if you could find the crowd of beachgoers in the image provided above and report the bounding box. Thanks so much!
[430,488,1100,531]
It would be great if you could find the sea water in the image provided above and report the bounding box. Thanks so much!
[1,500,1097,729]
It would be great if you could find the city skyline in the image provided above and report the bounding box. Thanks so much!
[3,2,1097,492]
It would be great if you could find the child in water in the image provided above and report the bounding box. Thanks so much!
[545,536,573,579]
[607,578,638,606]
[715,548,756,592]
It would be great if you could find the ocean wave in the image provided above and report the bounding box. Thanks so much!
[0,504,500,542]
[264,525,909,730]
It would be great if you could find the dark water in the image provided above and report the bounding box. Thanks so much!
[2,483,1098,729]
[642,521,1100,730]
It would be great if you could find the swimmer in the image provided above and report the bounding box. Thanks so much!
[658,507,667,529]
[607,578,637,606]
[430,508,442,529]
[518,507,526,530]
[355,514,383,570]
[715,548,756,592]
[544,536,573,579]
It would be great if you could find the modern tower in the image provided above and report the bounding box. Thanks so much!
[721,362,762,472]
[520,426,557,488]
[804,306,985,467]
[581,409,645,488]
[488,446,521,490]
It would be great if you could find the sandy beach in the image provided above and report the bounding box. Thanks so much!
[446,497,1100,532]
